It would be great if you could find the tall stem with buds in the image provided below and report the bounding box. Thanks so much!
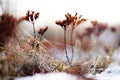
[38,26,48,51]
[32,22,36,49]
[70,14,86,63]
[56,13,86,65]
[25,10,39,50]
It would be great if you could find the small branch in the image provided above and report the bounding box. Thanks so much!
[32,23,36,50]
[32,23,36,39]
[70,29,74,63]
[64,28,71,65]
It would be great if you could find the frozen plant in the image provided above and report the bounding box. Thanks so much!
[24,10,39,50]
[37,26,48,51]
[38,26,48,41]
[69,13,86,63]
[56,13,86,65]
[0,10,25,48]
[55,13,74,65]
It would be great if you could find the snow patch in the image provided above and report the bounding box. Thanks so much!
[15,72,79,80]
[95,64,120,80]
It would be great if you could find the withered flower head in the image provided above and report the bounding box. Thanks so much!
[91,20,108,30]
[65,13,77,25]
[91,20,108,36]
[38,26,48,35]
[0,13,21,43]
[55,20,64,27]
[56,13,79,29]
[70,14,86,29]
[91,20,98,26]
[35,13,39,20]
[55,20,68,29]
[76,18,87,26]
[25,10,40,23]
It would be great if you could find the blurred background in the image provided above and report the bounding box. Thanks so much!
[0,0,120,41]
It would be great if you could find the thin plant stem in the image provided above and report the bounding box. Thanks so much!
[32,22,36,49]
[32,23,36,39]
[70,29,74,63]
[64,27,71,65]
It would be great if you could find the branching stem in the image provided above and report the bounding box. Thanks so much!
[70,29,74,63]
[64,27,71,65]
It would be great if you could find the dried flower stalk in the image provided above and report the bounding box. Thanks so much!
[37,26,48,51]
[56,13,86,65]
[25,10,40,49]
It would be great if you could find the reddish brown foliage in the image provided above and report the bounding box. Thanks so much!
[0,13,18,43]
[38,26,48,35]
[25,10,39,23]
[91,20,98,27]
[89,20,108,36]
[55,13,75,29]
[56,13,86,30]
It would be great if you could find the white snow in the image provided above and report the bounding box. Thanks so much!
[15,64,120,80]
[15,72,80,80]
[112,48,120,63]
[86,47,120,80]
[95,64,120,80]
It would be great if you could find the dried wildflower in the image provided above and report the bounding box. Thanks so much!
[91,20,98,26]
[91,20,108,36]
[25,10,40,49]
[55,20,66,28]
[56,13,86,65]
[55,13,78,30]
[37,26,48,51]
[69,13,86,63]
[25,10,39,23]
[34,13,39,20]
[55,13,74,65]
[38,26,48,36]
[0,12,23,46]
[76,18,86,26]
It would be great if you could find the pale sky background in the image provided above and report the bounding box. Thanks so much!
[16,0,120,26]
[0,0,120,41]
[0,0,120,25]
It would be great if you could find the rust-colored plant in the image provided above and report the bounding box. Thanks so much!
[38,26,48,40]
[0,12,24,47]
[25,10,40,49]
[56,13,86,65]
[37,26,48,51]
[56,13,73,65]
[91,20,108,36]
[69,13,86,63]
